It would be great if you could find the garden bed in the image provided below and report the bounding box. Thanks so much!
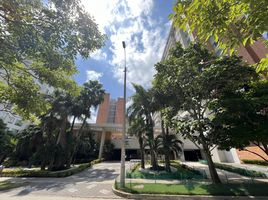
[0,159,102,178]
[115,182,268,196]
[126,161,205,180]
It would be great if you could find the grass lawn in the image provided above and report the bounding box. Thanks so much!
[117,182,268,196]
[127,162,205,180]
[0,181,26,191]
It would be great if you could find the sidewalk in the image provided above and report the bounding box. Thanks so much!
[222,162,268,177]
[183,162,268,183]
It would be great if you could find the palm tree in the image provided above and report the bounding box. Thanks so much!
[128,117,146,169]
[68,80,105,166]
[78,81,105,134]
[156,133,183,172]
[128,84,158,170]
[150,87,183,172]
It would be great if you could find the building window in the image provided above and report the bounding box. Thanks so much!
[107,100,117,123]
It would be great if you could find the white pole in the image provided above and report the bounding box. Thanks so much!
[120,41,127,188]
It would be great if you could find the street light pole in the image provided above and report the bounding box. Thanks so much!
[120,41,126,188]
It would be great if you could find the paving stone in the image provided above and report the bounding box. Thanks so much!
[99,189,110,195]
[67,188,78,193]
[86,184,97,190]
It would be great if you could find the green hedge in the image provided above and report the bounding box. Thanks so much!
[242,159,268,166]
[0,159,102,178]
[214,163,266,178]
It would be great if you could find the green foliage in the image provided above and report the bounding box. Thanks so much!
[213,163,266,178]
[8,81,105,170]
[211,79,268,160]
[101,140,115,160]
[171,0,268,71]
[118,182,268,196]
[13,125,43,164]
[126,162,204,180]
[0,0,106,119]
[154,43,258,183]
[242,160,268,166]
[0,158,102,177]
[0,119,15,163]
[156,135,183,158]
[128,84,158,169]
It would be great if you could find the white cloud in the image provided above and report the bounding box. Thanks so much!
[86,70,103,81]
[90,49,107,60]
[81,0,170,90]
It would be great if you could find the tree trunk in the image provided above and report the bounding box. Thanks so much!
[138,137,145,169]
[67,116,88,168]
[150,149,158,170]
[78,116,87,135]
[165,151,171,172]
[200,134,221,184]
[56,115,68,147]
[70,116,76,133]
[161,116,171,172]
[41,161,46,170]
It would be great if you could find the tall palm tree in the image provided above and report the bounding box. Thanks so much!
[128,117,146,169]
[128,84,158,170]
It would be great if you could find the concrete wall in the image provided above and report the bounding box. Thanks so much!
[115,98,124,124]
[237,146,268,161]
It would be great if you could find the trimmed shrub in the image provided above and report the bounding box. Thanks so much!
[0,158,102,178]
[242,160,268,166]
[214,163,266,178]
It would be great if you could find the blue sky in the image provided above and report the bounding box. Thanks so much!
[74,0,175,100]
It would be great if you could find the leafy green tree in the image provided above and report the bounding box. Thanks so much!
[13,125,44,166]
[0,0,105,119]
[128,117,147,169]
[154,43,256,183]
[128,84,158,170]
[0,119,14,164]
[212,80,268,162]
[171,0,268,71]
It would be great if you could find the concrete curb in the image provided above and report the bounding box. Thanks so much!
[112,185,268,200]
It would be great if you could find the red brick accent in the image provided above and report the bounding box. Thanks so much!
[96,93,110,124]
[237,39,268,64]
[115,97,124,124]
[236,146,268,161]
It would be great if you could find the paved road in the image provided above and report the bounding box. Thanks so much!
[0,162,128,200]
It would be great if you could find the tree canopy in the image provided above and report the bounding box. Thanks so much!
[154,43,258,183]
[170,0,268,71]
[0,0,106,119]
[211,79,268,161]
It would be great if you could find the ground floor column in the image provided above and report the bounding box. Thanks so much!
[98,129,106,159]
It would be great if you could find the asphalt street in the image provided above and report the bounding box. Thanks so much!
[0,162,129,200]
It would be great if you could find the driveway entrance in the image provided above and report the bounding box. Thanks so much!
[0,162,128,199]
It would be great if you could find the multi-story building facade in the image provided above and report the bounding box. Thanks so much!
[85,92,240,163]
